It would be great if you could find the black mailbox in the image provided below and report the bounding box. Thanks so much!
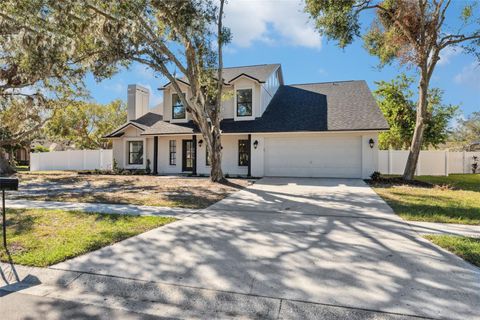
[0,178,19,191]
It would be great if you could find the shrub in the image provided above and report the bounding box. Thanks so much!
[33,145,50,153]
[473,156,478,174]
[370,171,382,181]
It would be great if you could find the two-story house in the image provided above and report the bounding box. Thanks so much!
[105,64,388,178]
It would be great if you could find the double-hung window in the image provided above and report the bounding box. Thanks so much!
[169,140,176,165]
[172,93,186,119]
[238,140,249,166]
[128,141,143,165]
[236,89,252,117]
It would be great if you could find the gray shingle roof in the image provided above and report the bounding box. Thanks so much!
[142,80,388,136]
[104,112,163,138]
[161,64,281,87]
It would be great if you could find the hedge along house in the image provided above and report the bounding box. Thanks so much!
[105,64,389,179]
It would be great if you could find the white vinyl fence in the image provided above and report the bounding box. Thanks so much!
[30,149,113,171]
[378,150,480,176]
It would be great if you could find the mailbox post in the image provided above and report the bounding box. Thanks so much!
[0,177,19,248]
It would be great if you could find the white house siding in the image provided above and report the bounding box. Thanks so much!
[260,68,280,115]
[114,131,379,179]
[112,126,147,170]
[156,134,249,176]
[163,78,263,122]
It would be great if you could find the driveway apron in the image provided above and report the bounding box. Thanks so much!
[52,177,480,320]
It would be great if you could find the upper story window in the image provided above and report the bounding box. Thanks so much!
[128,141,143,165]
[172,93,186,119]
[236,89,252,117]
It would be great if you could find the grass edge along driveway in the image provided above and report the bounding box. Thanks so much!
[371,174,480,225]
[0,208,176,267]
[425,234,480,267]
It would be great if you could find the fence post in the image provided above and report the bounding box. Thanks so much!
[463,151,466,174]
[416,152,421,176]
[445,150,449,176]
[82,150,87,170]
[388,149,392,174]
[100,149,103,170]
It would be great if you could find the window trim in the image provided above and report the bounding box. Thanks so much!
[128,141,144,165]
[235,88,253,117]
[238,139,249,167]
[172,93,186,120]
[124,138,146,169]
[169,140,176,166]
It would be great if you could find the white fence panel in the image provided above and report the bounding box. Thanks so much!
[464,152,480,174]
[30,150,113,171]
[378,150,480,176]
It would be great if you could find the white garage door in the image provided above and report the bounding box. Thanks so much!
[264,135,362,178]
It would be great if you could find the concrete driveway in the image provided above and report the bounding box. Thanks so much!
[52,178,480,319]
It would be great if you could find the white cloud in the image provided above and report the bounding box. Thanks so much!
[134,64,158,80]
[437,46,462,66]
[454,62,480,89]
[224,0,321,49]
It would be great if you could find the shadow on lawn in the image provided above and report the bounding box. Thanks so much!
[24,177,480,319]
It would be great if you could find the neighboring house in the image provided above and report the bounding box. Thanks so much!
[105,64,389,179]
[4,146,30,166]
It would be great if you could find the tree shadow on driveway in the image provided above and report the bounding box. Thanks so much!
[23,178,480,319]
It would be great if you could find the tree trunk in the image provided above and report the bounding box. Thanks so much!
[403,72,429,180]
[0,151,15,176]
[209,123,225,183]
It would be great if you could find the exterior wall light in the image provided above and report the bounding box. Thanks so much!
[369,138,375,149]
[253,140,259,149]
[198,139,203,148]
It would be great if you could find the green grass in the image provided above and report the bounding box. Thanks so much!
[0,208,176,267]
[416,174,480,192]
[425,235,480,267]
[372,174,480,225]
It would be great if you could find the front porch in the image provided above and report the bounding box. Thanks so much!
[137,134,254,177]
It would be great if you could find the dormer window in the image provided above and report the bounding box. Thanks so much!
[172,93,186,119]
[236,89,252,117]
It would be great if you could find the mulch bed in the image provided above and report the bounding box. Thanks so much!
[366,177,434,188]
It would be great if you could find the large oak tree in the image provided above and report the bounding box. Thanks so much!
[1,1,228,182]
[67,0,229,182]
[305,0,480,180]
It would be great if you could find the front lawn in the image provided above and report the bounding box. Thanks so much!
[371,174,480,225]
[0,208,175,267]
[425,235,480,267]
[416,174,480,192]
[13,172,252,209]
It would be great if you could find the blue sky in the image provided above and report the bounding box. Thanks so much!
[86,0,479,119]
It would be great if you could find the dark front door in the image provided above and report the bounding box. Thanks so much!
[182,140,194,172]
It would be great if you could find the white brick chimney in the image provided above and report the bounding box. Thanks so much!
[127,84,150,121]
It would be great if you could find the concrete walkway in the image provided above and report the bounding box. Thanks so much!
[5,199,197,218]
[2,177,480,319]
[408,221,480,238]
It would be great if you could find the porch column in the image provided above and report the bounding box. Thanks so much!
[192,135,197,176]
[247,134,252,177]
[153,136,158,175]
